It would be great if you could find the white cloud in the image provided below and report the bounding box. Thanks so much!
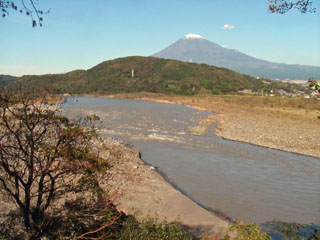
[222,24,235,30]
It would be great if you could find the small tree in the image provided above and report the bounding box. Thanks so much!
[0,87,106,239]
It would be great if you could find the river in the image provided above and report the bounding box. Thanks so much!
[63,96,320,226]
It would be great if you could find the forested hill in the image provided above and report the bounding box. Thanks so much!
[0,75,17,87]
[16,56,306,95]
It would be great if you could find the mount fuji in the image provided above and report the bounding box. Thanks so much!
[152,33,320,80]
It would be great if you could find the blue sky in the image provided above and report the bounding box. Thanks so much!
[1,0,320,76]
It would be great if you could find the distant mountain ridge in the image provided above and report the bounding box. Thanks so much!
[13,56,306,95]
[152,34,320,80]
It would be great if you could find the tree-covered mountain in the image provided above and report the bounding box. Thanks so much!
[15,56,306,95]
[152,34,320,80]
[0,75,17,87]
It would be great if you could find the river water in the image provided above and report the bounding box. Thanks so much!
[64,96,320,226]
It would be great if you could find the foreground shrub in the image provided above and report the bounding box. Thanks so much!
[225,222,271,240]
[45,197,126,239]
[119,216,193,240]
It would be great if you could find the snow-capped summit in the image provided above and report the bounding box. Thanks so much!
[183,33,204,39]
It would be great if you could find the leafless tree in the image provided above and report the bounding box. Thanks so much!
[268,0,316,13]
[0,87,105,239]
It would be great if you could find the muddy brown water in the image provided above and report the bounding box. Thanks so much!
[64,96,320,226]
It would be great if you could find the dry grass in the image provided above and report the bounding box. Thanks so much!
[110,92,320,121]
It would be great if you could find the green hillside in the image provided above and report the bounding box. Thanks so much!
[16,56,307,95]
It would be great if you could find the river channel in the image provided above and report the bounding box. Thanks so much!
[64,96,320,226]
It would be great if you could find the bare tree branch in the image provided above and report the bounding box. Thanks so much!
[268,0,316,14]
[1,0,49,27]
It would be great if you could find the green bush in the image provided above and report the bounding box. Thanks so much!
[225,222,271,240]
[119,217,193,240]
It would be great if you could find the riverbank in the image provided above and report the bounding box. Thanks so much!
[98,137,229,237]
[106,93,320,159]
